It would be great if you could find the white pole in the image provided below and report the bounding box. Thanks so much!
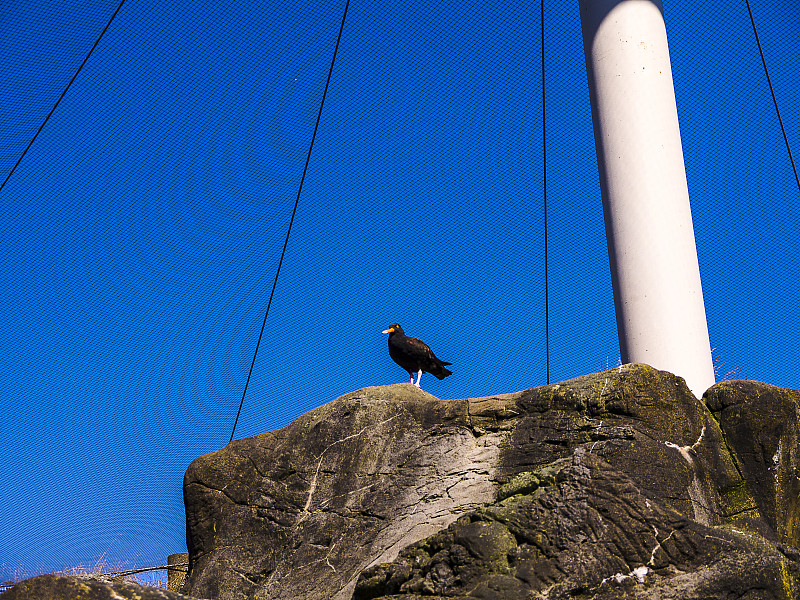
[577,0,715,397]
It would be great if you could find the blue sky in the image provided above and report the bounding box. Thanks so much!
[1,0,798,583]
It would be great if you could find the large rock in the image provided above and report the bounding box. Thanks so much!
[182,364,800,600]
[705,380,800,546]
[183,384,502,600]
[353,450,800,599]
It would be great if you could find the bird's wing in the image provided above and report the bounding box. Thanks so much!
[406,336,437,359]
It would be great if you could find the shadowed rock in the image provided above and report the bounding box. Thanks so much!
[354,450,800,599]
[706,380,800,546]
[181,364,800,600]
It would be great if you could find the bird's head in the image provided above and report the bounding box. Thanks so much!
[381,323,403,335]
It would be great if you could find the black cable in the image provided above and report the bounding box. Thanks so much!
[0,562,189,590]
[542,0,550,385]
[745,0,800,193]
[0,0,127,193]
[230,0,351,443]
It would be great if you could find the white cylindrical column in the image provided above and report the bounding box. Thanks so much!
[578,0,715,397]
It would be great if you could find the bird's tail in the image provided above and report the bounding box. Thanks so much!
[431,362,453,380]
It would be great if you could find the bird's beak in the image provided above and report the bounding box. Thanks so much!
[382,327,394,334]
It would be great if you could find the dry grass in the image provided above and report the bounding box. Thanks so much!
[1,554,169,591]
[712,347,744,381]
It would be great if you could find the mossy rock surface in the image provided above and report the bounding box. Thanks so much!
[354,451,800,599]
[707,380,800,545]
[180,364,800,600]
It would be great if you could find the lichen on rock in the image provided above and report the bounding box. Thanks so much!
[178,364,800,600]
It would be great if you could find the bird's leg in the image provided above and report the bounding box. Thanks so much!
[414,370,422,388]
[409,373,414,384]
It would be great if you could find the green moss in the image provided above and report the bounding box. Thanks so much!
[719,480,760,520]
[496,459,567,502]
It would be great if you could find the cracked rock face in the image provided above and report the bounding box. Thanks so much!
[183,385,504,600]
[705,380,800,547]
[182,364,800,600]
[354,451,800,600]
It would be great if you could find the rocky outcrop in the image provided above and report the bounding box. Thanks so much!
[0,574,196,600]
[182,364,800,600]
[182,384,503,600]
[353,450,800,599]
[705,381,800,547]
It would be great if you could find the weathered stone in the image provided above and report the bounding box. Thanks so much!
[706,380,800,546]
[0,574,198,600]
[181,364,800,600]
[183,384,503,600]
[354,450,800,599]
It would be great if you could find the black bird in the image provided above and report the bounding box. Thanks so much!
[382,323,452,388]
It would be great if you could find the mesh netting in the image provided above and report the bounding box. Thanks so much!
[0,0,796,583]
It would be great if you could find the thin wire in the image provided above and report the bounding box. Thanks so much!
[230,0,351,443]
[0,0,127,193]
[745,0,800,193]
[542,0,550,385]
